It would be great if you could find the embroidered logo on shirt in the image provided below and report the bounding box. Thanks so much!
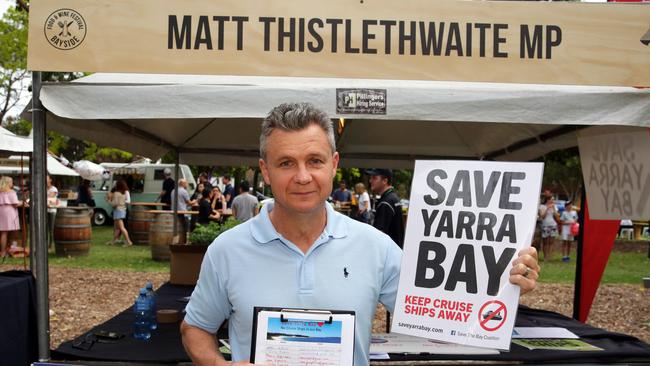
[343,267,349,278]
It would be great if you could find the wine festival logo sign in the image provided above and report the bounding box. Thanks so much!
[392,160,543,350]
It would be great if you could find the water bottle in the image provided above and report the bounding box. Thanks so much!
[133,288,151,340]
[145,281,157,330]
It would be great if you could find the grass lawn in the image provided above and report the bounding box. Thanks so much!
[538,248,649,284]
[4,227,649,283]
[4,225,168,272]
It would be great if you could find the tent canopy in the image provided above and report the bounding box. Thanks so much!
[24,73,650,168]
[0,126,33,155]
[0,127,79,176]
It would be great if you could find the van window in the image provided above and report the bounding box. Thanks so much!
[92,179,110,191]
[132,178,145,193]
[154,169,167,180]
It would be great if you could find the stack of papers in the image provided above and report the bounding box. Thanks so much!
[369,333,499,359]
[370,328,591,359]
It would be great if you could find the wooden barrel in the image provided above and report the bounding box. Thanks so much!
[149,212,175,261]
[632,220,648,241]
[54,208,92,257]
[129,206,153,245]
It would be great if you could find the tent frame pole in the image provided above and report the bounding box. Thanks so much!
[32,71,51,361]
[572,186,586,320]
[173,150,180,241]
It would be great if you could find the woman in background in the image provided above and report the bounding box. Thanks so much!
[197,189,221,226]
[538,195,558,261]
[0,177,24,258]
[107,180,133,246]
[211,186,226,214]
[354,182,371,224]
[191,182,205,201]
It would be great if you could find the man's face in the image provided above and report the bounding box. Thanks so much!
[369,175,387,194]
[339,182,346,190]
[222,177,230,185]
[259,124,339,216]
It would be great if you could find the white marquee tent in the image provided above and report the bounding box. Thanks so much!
[24,73,650,168]
[0,126,78,176]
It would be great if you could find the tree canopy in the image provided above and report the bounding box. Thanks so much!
[0,6,28,122]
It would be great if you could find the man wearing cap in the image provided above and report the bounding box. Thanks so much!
[367,168,405,248]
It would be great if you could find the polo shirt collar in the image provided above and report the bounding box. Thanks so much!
[250,201,348,244]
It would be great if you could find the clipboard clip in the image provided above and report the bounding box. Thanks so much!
[279,309,333,324]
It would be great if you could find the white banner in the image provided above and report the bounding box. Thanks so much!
[578,127,650,220]
[27,0,650,86]
[392,160,543,350]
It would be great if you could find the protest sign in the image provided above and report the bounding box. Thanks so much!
[578,127,650,221]
[392,160,543,350]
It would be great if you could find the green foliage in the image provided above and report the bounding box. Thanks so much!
[188,222,222,245]
[2,115,31,136]
[335,168,361,186]
[0,6,28,122]
[393,169,414,199]
[189,217,240,245]
[538,147,583,202]
[46,131,132,162]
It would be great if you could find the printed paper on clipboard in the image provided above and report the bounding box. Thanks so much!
[251,307,355,366]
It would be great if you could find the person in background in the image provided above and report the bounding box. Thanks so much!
[197,190,220,226]
[231,180,258,222]
[158,168,175,207]
[367,168,404,248]
[107,180,133,247]
[222,175,235,209]
[331,180,352,206]
[172,178,196,244]
[0,177,25,259]
[46,174,59,248]
[538,194,558,261]
[77,179,94,207]
[123,180,131,230]
[354,182,371,224]
[189,182,206,231]
[560,201,578,263]
[197,172,213,192]
[211,186,226,214]
[191,182,206,201]
[180,102,540,366]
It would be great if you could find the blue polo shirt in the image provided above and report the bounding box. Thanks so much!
[184,202,402,366]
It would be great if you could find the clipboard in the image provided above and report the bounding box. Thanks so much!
[251,307,356,366]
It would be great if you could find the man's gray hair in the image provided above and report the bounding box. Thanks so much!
[260,102,336,160]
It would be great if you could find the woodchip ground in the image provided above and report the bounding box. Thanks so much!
[1,264,648,349]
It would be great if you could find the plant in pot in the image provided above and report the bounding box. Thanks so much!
[189,222,223,245]
[171,218,239,285]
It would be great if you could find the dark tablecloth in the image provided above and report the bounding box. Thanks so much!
[0,270,38,366]
[54,282,197,363]
[53,283,650,364]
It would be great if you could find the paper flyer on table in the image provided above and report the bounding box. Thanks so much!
[370,333,499,355]
[391,160,543,350]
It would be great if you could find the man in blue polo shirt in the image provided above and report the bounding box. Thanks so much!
[181,103,540,366]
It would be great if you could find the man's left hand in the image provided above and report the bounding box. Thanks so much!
[509,247,540,295]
